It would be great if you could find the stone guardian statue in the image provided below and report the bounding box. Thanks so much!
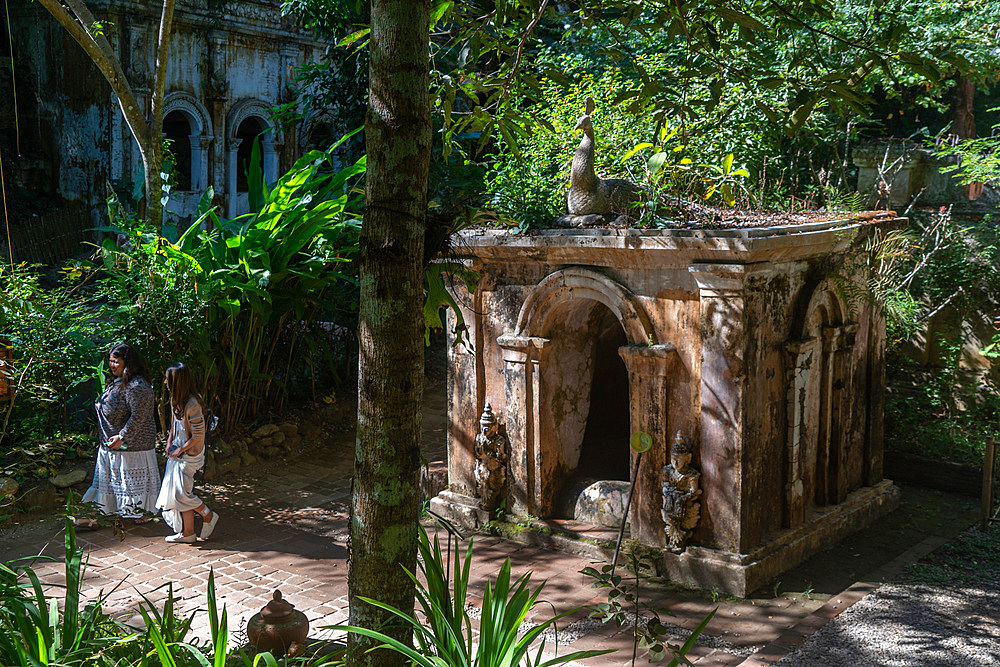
[662,432,702,553]
[474,403,507,511]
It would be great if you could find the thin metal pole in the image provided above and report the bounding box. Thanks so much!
[611,451,641,576]
[982,436,995,532]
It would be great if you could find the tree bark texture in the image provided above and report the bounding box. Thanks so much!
[951,75,983,201]
[347,0,431,666]
[952,75,976,140]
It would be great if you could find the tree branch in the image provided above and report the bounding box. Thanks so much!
[150,0,176,142]
[494,0,549,107]
[35,0,150,149]
[917,287,964,323]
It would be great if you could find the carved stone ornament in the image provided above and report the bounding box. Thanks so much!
[560,97,642,228]
[661,432,702,553]
[474,402,507,511]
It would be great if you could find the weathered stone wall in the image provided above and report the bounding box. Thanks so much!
[8,0,329,229]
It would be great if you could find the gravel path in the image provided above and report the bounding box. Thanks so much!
[778,526,1000,667]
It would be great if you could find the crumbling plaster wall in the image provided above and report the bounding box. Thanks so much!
[11,0,323,226]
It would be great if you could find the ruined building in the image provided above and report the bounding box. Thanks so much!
[3,0,337,261]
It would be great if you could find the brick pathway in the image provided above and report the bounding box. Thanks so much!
[0,385,979,666]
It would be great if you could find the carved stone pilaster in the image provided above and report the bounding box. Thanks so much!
[498,334,548,516]
[619,343,678,546]
[784,337,817,527]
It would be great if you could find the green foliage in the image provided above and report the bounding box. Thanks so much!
[936,107,1000,187]
[1,134,365,487]
[284,0,1000,221]
[98,140,364,430]
[0,512,116,665]
[332,525,613,667]
[885,372,999,466]
[905,525,1000,586]
[96,213,215,386]
[0,266,102,443]
[880,210,1000,465]
[582,551,716,665]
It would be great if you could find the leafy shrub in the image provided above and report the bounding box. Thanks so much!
[0,266,101,443]
[480,48,854,227]
[882,209,1000,464]
[1,514,119,665]
[97,140,364,430]
[334,524,614,667]
[1,137,365,485]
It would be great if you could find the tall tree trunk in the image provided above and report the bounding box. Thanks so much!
[347,0,431,665]
[952,75,983,201]
[146,0,176,230]
[952,75,976,140]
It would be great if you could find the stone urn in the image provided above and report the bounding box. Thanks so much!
[246,590,309,657]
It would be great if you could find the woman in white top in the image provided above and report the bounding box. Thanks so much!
[155,363,219,543]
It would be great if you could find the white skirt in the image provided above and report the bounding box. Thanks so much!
[156,451,205,534]
[81,448,161,519]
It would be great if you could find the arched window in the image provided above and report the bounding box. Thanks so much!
[162,93,212,195]
[236,116,268,193]
[163,110,193,191]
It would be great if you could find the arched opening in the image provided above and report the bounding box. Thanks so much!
[544,301,631,521]
[786,282,854,527]
[577,307,630,482]
[236,116,268,193]
[163,110,192,191]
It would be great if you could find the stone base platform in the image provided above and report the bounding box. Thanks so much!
[428,490,493,531]
[431,481,901,598]
[661,481,901,596]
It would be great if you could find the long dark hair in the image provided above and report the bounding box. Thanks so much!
[109,343,151,391]
[163,363,203,419]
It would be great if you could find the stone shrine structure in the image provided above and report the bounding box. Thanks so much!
[431,217,902,596]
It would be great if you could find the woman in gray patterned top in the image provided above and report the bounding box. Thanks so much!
[78,343,161,526]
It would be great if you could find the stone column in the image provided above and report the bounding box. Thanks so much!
[619,344,677,547]
[191,135,212,193]
[784,337,817,527]
[262,138,278,186]
[689,263,761,553]
[497,334,548,516]
[226,138,242,218]
[206,29,229,210]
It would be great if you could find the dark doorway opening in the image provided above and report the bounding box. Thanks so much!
[554,306,631,518]
[577,308,630,481]
[236,116,267,193]
[163,111,192,191]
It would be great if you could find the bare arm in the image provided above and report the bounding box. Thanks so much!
[170,402,205,456]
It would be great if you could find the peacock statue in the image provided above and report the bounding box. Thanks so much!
[566,97,642,219]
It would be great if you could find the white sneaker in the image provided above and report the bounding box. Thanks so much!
[199,512,219,540]
[165,533,196,544]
